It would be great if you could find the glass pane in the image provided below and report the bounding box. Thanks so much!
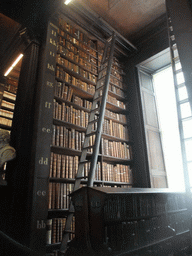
[176,72,185,85]
[175,62,182,71]
[178,86,188,101]
[185,139,192,161]
[173,48,178,59]
[183,119,192,138]
[180,102,192,119]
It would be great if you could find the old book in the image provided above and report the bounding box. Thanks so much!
[56,154,61,178]
[46,219,52,244]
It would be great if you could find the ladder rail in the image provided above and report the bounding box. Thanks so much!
[88,32,116,187]
[167,15,191,193]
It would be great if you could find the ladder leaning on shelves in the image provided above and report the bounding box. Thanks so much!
[59,32,116,253]
[167,15,191,193]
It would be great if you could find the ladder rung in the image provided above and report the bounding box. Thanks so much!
[172,44,177,50]
[173,56,180,62]
[79,160,89,165]
[107,35,113,42]
[83,145,94,150]
[97,76,106,83]
[76,175,88,179]
[88,118,98,125]
[176,82,185,88]
[95,84,104,91]
[86,131,96,137]
[174,68,182,74]
[179,98,188,104]
[102,58,109,66]
[93,96,102,103]
[99,65,107,73]
[91,107,100,114]
[76,176,88,179]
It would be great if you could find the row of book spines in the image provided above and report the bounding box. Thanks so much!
[52,125,87,150]
[111,68,123,81]
[57,43,98,74]
[110,76,123,89]
[109,83,125,98]
[0,109,13,119]
[53,100,128,130]
[55,82,93,109]
[1,100,15,110]
[58,36,98,66]
[100,67,123,82]
[106,212,188,249]
[49,152,132,183]
[53,101,89,128]
[107,94,126,109]
[58,18,103,55]
[3,91,16,101]
[104,196,186,221]
[101,59,124,76]
[49,153,78,178]
[48,183,74,210]
[102,162,132,183]
[46,217,75,245]
[0,117,12,127]
[105,109,127,123]
[56,66,96,94]
[106,216,169,250]
[102,119,129,140]
[56,55,97,83]
[102,138,131,159]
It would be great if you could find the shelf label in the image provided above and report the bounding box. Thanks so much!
[49,38,57,47]
[46,81,54,87]
[39,157,48,165]
[37,190,46,196]
[51,29,57,37]
[37,220,46,229]
[49,51,55,57]
[47,63,55,72]
[45,102,52,108]
[42,127,51,133]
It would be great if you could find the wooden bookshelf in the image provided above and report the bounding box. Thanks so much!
[43,15,134,255]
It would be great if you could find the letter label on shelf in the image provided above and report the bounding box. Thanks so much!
[51,30,57,37]
[37,190,47,196]
[50,51,55,57]
[42,127,51,133]
[49,38,56,47]
[45,102,52,108]
[47,63,55,72]
[37,220,46,229]
[46,81,54,87]
[39,157,48,165]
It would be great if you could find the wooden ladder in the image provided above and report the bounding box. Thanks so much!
[59,32,116,253]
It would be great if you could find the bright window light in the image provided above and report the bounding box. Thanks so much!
[4,53,24,77]
[64,0,72,5]
[153,66,185,191]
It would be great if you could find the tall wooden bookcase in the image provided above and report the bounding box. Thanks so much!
[19,11,135,255]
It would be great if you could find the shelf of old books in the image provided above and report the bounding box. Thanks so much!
[45,15,133,254]
[0,88,16,130]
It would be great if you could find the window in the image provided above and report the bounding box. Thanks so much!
[137,48,188,191]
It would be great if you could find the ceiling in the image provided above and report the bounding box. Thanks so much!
[75,0,166,41]
[0,0,167,76]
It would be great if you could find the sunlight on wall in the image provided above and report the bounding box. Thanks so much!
[153,67,185,191]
